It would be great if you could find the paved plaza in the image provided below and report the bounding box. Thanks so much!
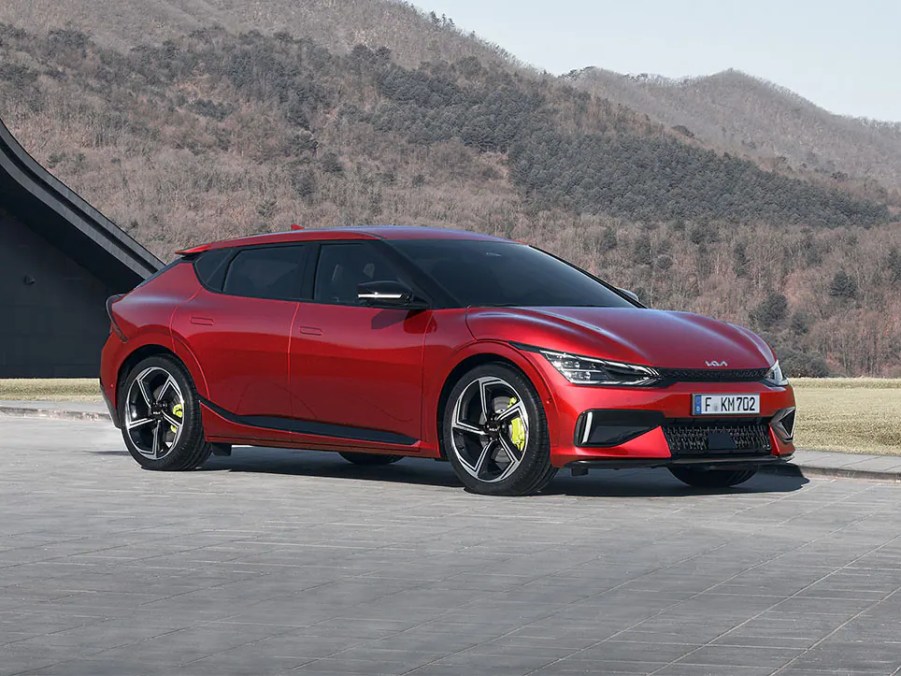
[1,416,900,675]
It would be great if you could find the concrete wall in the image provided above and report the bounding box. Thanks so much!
[1,207,112,377]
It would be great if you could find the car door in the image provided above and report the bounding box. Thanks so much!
[289,241,432,445]
[172,244,310,419]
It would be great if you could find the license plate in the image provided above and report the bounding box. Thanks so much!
[692,394,760,416]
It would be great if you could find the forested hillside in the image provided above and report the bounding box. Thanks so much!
[0,4,899,377]
[567,68,901,200]
[0,0,518,70]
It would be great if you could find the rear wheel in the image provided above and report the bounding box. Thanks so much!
[443,363,556,496]
[339,452,403,466]
[118,355,212,471]
[669,466,758,488]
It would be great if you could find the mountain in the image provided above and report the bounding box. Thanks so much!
[566,68,901,199]
[0,2,899,377]
[0,0,519,70]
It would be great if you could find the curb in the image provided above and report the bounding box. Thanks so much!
[2,405,900,482]
[761,462,901,483]
[0,405,111,423]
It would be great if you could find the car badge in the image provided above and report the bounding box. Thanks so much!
[705,360,728,368]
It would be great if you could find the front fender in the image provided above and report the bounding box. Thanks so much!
[424,339,560,457]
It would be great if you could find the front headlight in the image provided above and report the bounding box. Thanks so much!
[540,350,660,387]
[764,360,789,387]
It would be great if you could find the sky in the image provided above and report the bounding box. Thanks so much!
[414,0,901,122]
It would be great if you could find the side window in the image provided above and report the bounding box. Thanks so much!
[314,243,405,305]
[222,246,308,301]
[193,249,233,292]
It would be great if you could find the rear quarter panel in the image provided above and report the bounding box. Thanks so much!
[101,262,203,408]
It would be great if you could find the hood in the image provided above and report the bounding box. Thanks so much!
[466,306,774,369]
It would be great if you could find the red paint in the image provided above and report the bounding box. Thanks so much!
[101,226,796,469]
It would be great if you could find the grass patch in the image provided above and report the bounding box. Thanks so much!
[791,378,901,390]
[0,378,101,402]
[2,377,899,456]
[792,380,901,455]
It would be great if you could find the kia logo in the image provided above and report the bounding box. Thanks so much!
[705,360,728,368]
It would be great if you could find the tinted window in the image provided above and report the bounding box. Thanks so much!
[222,246,307,300]
[193,249,233,291]
[390,240,635,308]
[314,243,407,305]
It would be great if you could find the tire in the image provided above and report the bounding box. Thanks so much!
[442,363,556,496]
[118,355,212,471]
[668,466,758,489]
[339,452,403,466]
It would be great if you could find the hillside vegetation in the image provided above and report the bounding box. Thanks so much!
[0,5,899,378]
[0,0,519,70]
[567,68,901,200]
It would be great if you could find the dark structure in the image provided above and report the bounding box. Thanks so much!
[1,118,162,377]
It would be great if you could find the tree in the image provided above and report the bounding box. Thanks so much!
[321,152,344,174]
[750,291,788,329]
[829,270,857,300]
[632,233,652,266]
[886,247,901,286]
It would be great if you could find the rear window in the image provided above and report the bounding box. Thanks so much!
[221,245,309,301]
[193,249,233,291]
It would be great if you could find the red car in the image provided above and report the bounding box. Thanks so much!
[101,226,796,496]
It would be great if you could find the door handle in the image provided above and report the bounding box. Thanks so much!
[298,325,322,336]
[190,316,214,326]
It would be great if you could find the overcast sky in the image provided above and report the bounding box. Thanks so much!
[414,0,901,122]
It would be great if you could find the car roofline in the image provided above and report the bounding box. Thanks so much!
[175,225,507,256]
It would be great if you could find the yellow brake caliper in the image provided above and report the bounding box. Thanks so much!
[506,397,526,451]
[170,403,184,433]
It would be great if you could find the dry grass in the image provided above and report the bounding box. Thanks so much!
[792,379,901,455]
[2,377,899,456]
[0,379,101,402]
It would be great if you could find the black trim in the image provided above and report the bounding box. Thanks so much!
[575,410,665,447]
[657,367,770,383]
[663,418,772,456]
[101,381,121,428]
[771,407,796,442]
[199,397,418,446]
[567,453,792,471]
[509,341,543,353]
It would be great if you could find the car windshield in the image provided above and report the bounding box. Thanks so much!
[390,239,636,308]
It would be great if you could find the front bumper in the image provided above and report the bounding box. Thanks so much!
[534,362,796,468]
[567,452,793,472]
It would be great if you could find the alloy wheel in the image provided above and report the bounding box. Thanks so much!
[449,376,530,483]
[124,366,186,460]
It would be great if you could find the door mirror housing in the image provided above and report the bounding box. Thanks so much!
[357,281,427,309]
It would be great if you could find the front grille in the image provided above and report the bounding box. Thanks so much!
[658,368,769,383]
[663,419,772,456]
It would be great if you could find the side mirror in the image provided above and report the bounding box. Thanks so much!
[618,288,640,304]
[357,281,427,309]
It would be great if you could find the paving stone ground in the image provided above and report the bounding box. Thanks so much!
[1,416,900,676]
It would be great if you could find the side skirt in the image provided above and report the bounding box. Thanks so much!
[198,397,419,447]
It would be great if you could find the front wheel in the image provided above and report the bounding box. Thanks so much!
[443,363,556,496]
[118,355,212,471]
[669,466,758,489]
